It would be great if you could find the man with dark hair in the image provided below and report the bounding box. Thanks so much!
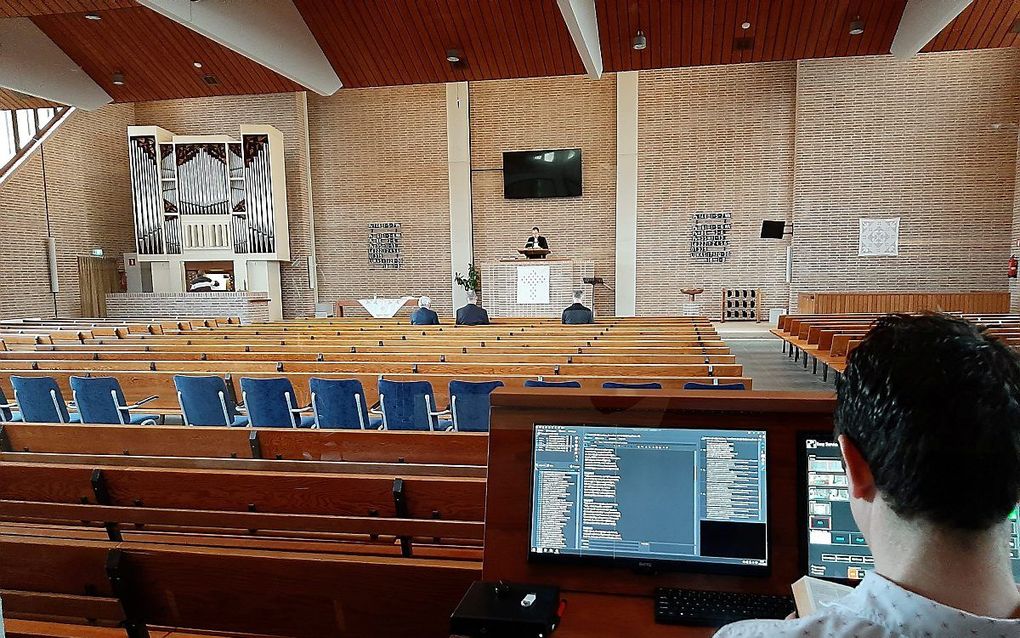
[718,314,1020,636]
[525,226,549,250]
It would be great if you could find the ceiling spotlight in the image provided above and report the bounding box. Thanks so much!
[84,12,101,20]
[849,17,865,36]
[632,30,647,51]
[741,21,751,30]
[193,61,203,68]
[111,72,125,86]
[446,49,461,63]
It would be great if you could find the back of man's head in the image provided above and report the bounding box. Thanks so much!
[418,296,431,309]
[835,313,1020,531]
[572,290,584,303]
[466,291,478,304]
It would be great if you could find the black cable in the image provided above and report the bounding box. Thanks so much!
[40,144,57,318]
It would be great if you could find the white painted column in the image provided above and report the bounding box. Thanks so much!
[615,71,639,316]
[447,82,473,312]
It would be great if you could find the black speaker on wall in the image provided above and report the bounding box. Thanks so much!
[760,220,786,239]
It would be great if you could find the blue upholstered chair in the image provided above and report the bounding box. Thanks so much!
[448,380,504,432]
[310,378,382,429]
[12,376,78,423]
[0,385,22,422]
[70,376,159,425]
[239,377,314,428]
[523,379,581,389]
[602,381,663,390]
[682,381,747,391]
[174,375,248,427]
[378,379,452,431]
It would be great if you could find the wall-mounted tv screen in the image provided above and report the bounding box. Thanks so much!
[503,149,582,199]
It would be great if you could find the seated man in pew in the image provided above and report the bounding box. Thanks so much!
[410,296,440,325]
[561,290,594,325]
[456,291,490,326]
[719,314,1020,636]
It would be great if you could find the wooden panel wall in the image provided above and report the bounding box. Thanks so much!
[797,291,1011,314]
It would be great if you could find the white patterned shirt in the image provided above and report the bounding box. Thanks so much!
[716,573,1020,638]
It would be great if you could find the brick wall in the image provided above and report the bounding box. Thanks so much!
[1012,137,1020,311]
[636,62,796,317]
[470,74,617,317]
[306,84,453,315]
[1,48,1016,321]
[134,93,315,318]
[792,49,1019,311]
[0,103,136,318]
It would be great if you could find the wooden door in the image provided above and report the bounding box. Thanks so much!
[78,256,120,317]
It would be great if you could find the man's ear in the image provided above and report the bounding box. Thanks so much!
[838,434,877,502]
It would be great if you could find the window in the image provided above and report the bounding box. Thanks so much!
[0,105,74,183]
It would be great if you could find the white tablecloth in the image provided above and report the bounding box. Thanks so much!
[357,296,413,318]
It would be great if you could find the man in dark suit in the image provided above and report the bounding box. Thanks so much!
[525,226,549,250]
[562,290,594,324]
[410,296,439,325]
[456,291,490,326]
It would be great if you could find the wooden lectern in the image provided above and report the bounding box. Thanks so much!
[518,248,550,259]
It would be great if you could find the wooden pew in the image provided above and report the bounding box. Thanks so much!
[0,423,489,468]
[0,536,476,637]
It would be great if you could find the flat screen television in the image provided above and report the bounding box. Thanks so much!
[529,423,770,576]
[503,149,582,199]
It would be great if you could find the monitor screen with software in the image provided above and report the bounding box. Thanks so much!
[799,434,1020,584]
[529,424,770,575]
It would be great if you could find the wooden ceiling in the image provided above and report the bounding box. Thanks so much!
[293,0,585,87]
[597,0,1020,71]
[0,0,1016,106]
[0,88,60,109]
[0,0,133,18]
[30,6,302,103]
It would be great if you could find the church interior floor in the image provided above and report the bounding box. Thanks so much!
[713,322,835,393]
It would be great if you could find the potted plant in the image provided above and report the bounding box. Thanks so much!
[454,263,481,295]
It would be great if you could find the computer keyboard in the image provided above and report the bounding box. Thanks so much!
[654,587,796,627]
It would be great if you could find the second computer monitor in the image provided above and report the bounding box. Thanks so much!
[799,433,1020,584]
[530,424,770,576]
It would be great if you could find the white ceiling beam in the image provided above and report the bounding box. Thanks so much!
[557,0,603,80]
[137,0,342,95]
[0,18,112,110]
[890,0,973,59]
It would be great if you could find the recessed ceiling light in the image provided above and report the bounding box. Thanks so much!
[741,21,751,30]
[849,17,865,36]
[632,30,647,51]
[111,72,125,86]
[446,48,461,63]
[84,12,101,20]
[193,61,203,68]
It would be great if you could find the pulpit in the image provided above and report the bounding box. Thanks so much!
[482,259,594,318]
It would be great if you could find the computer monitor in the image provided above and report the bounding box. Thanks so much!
[798,433,1020,584]
[529,424,770,576]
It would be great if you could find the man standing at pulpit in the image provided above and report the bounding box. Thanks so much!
[525,226,549,251]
